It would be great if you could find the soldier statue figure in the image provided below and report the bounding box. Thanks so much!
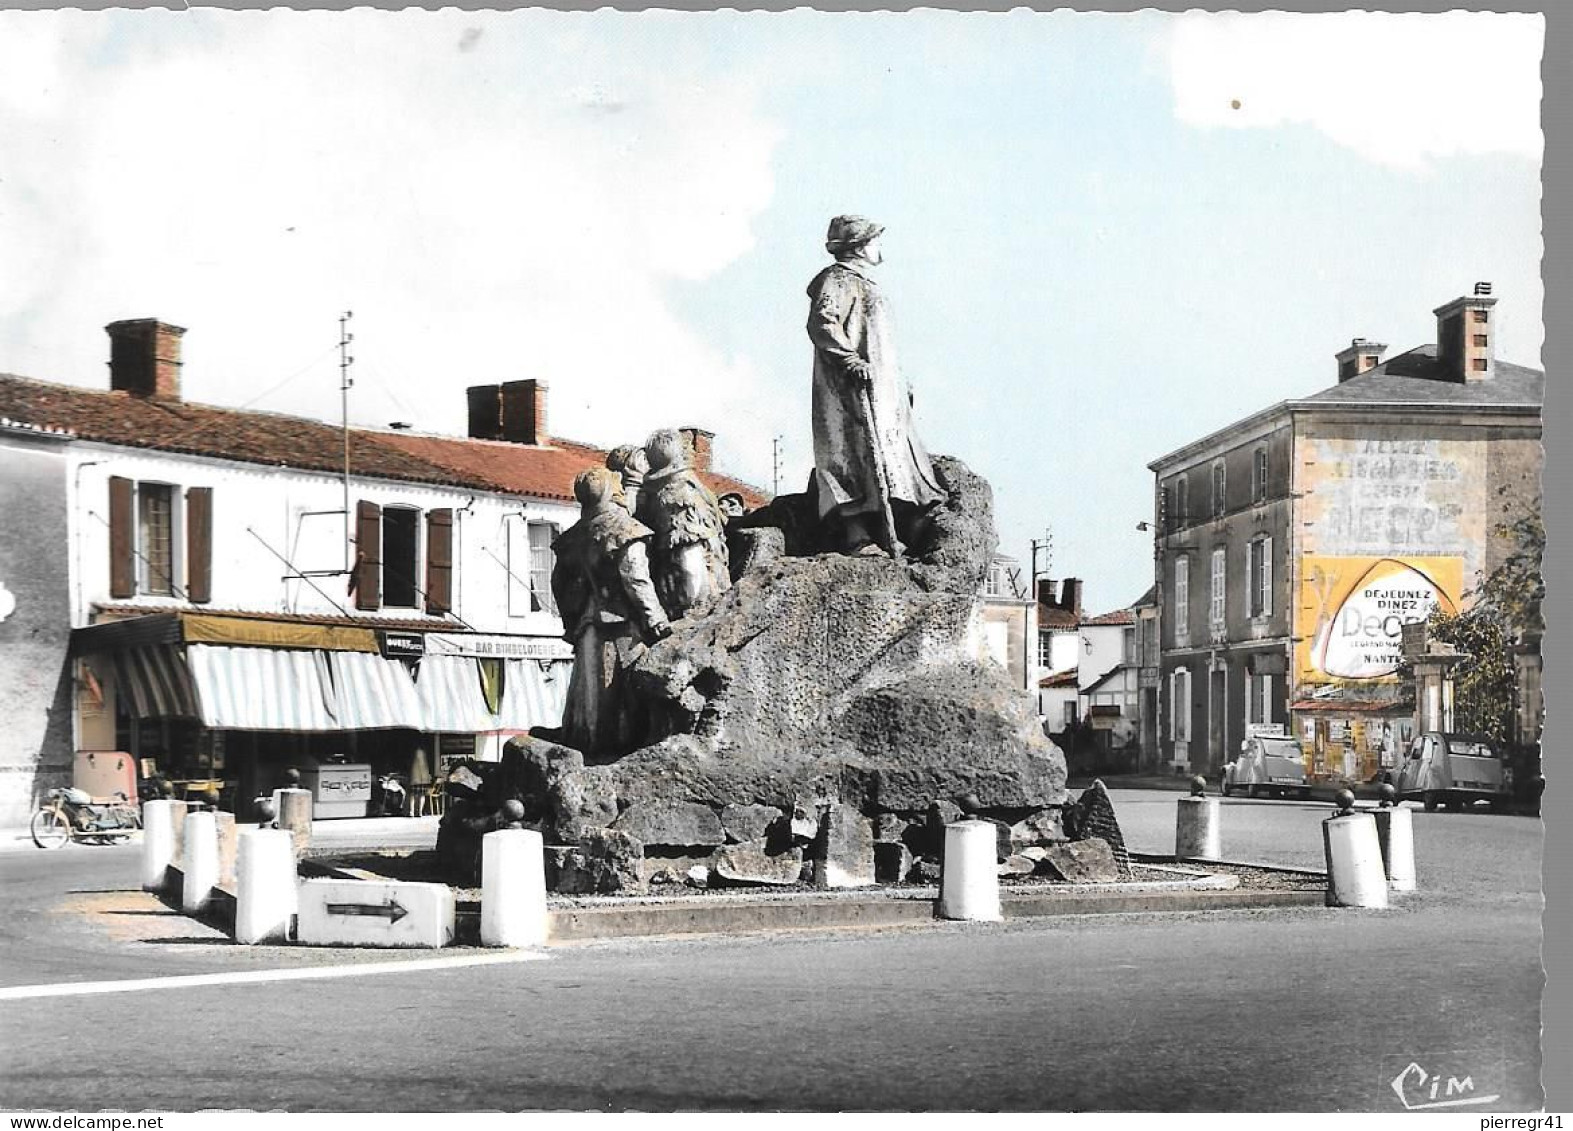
[636,428,731,621]
[550,467,672,757]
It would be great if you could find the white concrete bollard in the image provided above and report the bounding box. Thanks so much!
[1373,807,1417,892]
[141,799,181,892]
[276,788,314,857]
[480,829,549,948]
[181,809,221,915]
[938,820,1002,922]
[1175,796,1221,860]
[235,828,299,945]
[1322,812,1389,909]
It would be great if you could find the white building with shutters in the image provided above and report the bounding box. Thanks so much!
[0,318,765,823]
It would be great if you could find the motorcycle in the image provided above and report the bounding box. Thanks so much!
[372,773,407,817]
[31,787,142,849]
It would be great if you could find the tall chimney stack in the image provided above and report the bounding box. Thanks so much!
[678,426,714,471]
[467,384,503,440]
[501,380,548,445]
[1334,338,1387,383]
[1434,283,1498,382]
[1036,577,1058,608]
[106,319,185,400]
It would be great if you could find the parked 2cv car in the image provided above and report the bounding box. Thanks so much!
[1396,732,1512,811]
[1221,734,1312,800]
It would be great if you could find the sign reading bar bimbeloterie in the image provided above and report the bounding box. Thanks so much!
[423,633,573,661]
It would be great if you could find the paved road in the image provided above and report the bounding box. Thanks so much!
[0,792,1545,1112]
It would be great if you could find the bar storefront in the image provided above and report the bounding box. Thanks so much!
[71,611,571,817]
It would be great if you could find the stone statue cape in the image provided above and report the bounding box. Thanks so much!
[806,261,944,519]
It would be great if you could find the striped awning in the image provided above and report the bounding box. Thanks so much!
[187,644,338,731]
[111,645,201,719]
[415,655,500,733]
[327,651,425,730]
[493,658,571,732]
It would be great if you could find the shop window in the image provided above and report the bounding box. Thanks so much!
[107,477,212,602]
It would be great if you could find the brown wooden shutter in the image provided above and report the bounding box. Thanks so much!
[426,508,454,614]
[109,476,135,598]
[185,487,213,604]
[354,500,382,610]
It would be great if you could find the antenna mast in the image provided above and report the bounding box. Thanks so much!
[339,311,354,572]
[771,435,783,496]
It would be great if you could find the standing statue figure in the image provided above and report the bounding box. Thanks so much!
[636,428,731,621]
[807,215,945,557]
[550,467,672,757]
[606,444,650,516]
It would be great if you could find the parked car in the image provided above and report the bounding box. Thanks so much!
[1221,734,1311,800]
[1396,732,1512,811]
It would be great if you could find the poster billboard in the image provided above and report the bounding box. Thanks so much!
[1295,555,1464,683]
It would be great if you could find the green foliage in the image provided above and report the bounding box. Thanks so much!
[1424,512,1544,743]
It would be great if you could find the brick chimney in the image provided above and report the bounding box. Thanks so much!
[501,380,547,445]
[466,380,548,444]
[678,426,714,471]
[466,385,503,440]
[1060,577,1083,618]
[106,319,185,400]
[1335,338,1387,383]
[1434,283,1498,382]
[1036,577,1058,608]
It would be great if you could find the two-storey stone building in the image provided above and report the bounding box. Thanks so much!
[1148,286,1543,782]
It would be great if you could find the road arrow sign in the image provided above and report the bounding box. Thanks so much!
[326,899,408,924]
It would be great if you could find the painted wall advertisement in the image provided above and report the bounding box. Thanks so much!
[1296,555,1464,683]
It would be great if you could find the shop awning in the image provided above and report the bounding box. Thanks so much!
[112,645,201,720]
[187,644,338,731]
[494,658,570,732]
[327,651,426,730]
[415,655,501,733]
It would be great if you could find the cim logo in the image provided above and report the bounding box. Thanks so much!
[1389,1060,1500,1110]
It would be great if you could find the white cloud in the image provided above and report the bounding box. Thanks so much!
[0,11,782,471]
[1168,11,1543,170]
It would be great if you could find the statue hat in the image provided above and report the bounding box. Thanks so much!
[825,215,884,253]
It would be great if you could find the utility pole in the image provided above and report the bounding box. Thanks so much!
[1030,528,1053,599]
[339,311,354,572]
[772,435,784,497]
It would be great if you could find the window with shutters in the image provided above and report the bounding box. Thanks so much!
[1173,556,1190,646]
[527,521,558,614]
[1252,447,1268,503]
[1174,477,1189,529]
[381,507,420,608]
[1249,535,1273,618]
[1037,631,1054,671]
[1209,547,1227,633]
[1171,668,1190,741]
[1211,461,1227,518]
[108,478,213,602]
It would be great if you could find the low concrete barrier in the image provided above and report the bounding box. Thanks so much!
[276,789,313,857]
[1322,811,1388,909]
[1175,796,1221,860]
[181,809,220,915]
[141,800,182,892]
[481,829,548,948]
[938,820,1001,922]
[235,827,298,945]
[1373,806,1417,892]
[296,879,454,948]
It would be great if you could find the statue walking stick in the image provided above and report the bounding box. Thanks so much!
[856,383,904,564]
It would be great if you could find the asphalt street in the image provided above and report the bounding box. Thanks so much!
[0,791,1546,1112]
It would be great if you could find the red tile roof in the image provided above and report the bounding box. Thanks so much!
[0,372,768,508]
[1083,609,1136,626]
[1038,669,1078,688]
[1038,605,1079,629]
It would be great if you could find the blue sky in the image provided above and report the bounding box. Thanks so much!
[0,9,1544,614]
